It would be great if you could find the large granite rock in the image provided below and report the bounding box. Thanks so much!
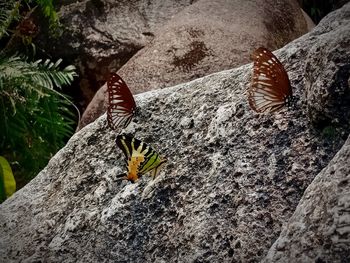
[79,0,309,128]
[1,3,349,262]
[264,135,350,262]
[264,4,350,262]
[304,10,350,129]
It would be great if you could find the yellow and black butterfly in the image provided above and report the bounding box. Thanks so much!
[116,134,167,183]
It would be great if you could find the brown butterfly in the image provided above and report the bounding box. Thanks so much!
[248,47,293,113]
[107,73,136,130]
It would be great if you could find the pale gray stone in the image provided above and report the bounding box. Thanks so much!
[264,136,350,262]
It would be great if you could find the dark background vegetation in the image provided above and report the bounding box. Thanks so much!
[0,0,77,199]
[299,0,349,23]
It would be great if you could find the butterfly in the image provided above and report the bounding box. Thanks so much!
[116,134,167,183]
[107,73,136,131]
[248,47,293,113]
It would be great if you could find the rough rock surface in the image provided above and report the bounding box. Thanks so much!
[304,12,350,129]
[1,3,350,263]
[118,0,308,94]
[264,135,350,262]
[80,0,309,128]
[38,0,196,106]
[263,5,350,262]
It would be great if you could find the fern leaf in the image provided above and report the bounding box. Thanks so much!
[0,1,20,39]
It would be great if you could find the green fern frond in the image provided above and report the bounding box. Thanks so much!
[0,54,77,97]
[0,0,78,190]
[0,0,20,39]
[32,58,77,89]
[0,52,78,182]
[35,0,58,24]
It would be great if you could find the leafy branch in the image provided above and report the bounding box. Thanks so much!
[0,0,79,191]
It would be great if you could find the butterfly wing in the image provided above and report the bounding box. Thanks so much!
[107,74,136,130]
[116,134,167,182]
[248,47,292,113]
[138,145,167,178]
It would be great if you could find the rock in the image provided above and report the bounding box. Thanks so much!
[301,9,316,31]
[1,3,350,262]
[80,0,309,129]
[37,0,195,108]
[304,14,350,130]
[118,0,308,94]
[263,135,350,263]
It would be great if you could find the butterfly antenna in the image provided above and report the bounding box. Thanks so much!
[116,173,127,181]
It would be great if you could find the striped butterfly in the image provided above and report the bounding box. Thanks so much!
[116,134,167,183]
[107,73,136,131]
[248,47,293,113]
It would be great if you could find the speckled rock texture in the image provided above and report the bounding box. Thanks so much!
[304,12,350,129]
[264,135,350,263]
[1,3,349,263]
[79,0,309,129]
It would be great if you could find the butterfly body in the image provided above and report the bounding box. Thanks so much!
[107,74,136,130]
[248,47,293,113]
[126,155,145,182]
[116,134,167,183]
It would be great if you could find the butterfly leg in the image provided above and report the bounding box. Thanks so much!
[116,173,127,181]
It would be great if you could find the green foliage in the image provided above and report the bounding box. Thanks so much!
[33,0,60,31]
[0,156,16,203]
[0,0,60,38]
[0,54,77,182]
[0,0,20,39]
[0,0,78,186]
[35,0,58,21]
